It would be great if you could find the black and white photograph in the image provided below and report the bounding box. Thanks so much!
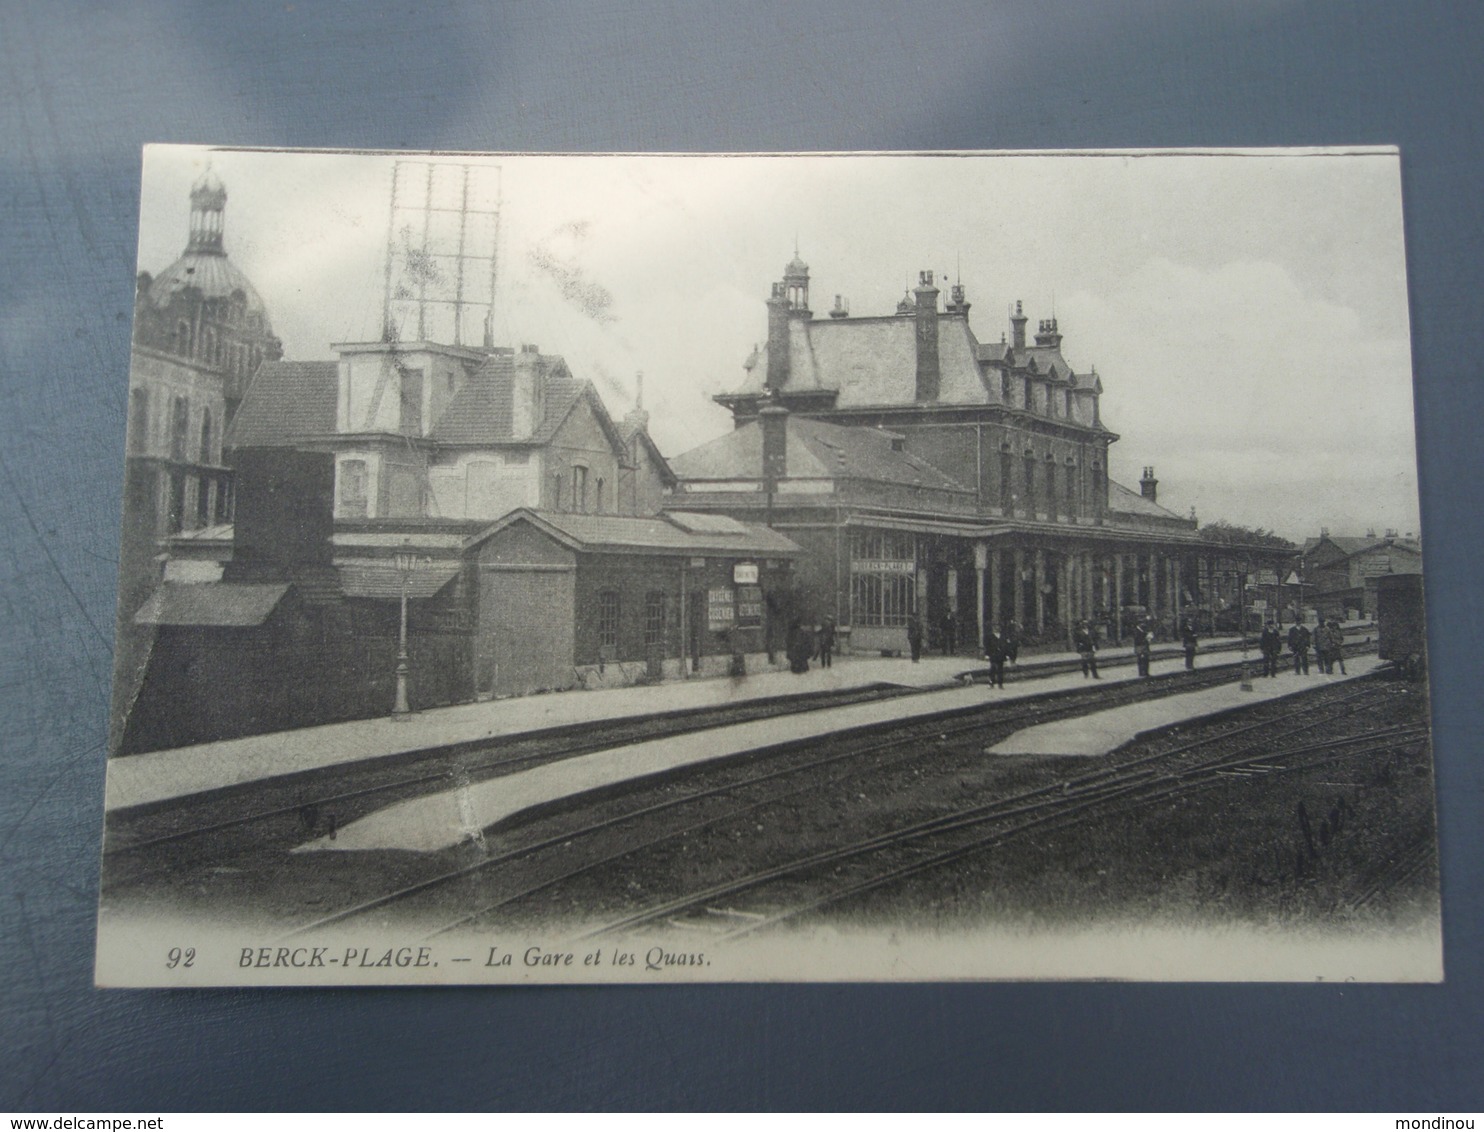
[96,145,1440,985]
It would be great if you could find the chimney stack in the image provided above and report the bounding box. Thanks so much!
[1035,317,1063,349]
[914,270,940,402]
[765,282,791,393]
[759,401,789,484]
[623,370,650,434]
[829,294,849,319]
[511,344,543,439]
[945,281,970,316]
[1010,300,1028,350]
[1140,466,1158,503]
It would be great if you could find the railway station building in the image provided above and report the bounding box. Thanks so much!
[668,255,1290,655]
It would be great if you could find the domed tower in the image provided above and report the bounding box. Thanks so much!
[782,251,810,315]
[132,170,283,416]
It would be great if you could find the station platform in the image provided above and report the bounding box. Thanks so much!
[987,664,1374,757]
[105,626,1370,814]
[299,654,1380,856]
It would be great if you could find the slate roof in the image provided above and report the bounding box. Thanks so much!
[469,509,800,558]
[226,361,338,447]
[1108,480,1187,521]
[429,351,583,445]
[668,415,970,493]
[146,250,271,325]
[134,583,289,627]
[730,308,1092,411]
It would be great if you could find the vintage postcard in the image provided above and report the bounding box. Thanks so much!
[96,147,1440,985]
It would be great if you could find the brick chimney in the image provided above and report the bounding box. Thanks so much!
[765,283,791,393]
[511,344,543,439]
[914,270,940,402]
[829,294,849,319]
[945,281,970,316]
[1140,466,1158,503]
[623,370,650,434]
[1035,317,1063,349]
[759,401,789,484]
[1010,300,1028,350]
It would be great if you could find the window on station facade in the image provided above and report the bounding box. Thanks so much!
[551,473,564,510]
[596,477,606,513]
[1023,452,1037,509]
[196,477,212,528]
[167,472,186,534]
[598,590,621,649]
[1064,389,1073,418]
[999,448,1012,510]
[174,321,191,356]
[849,529,916,628]
[572,465,588,512]
[398,368,424,434]
[1065,460,1078,515]
[644,591,666,648]
[1046,456,1058,510]
[169,396,190,462]
[1000,370,1012,403]
[339,459,369,518]
[199,409,213,464]
[1091,462,1104,514]
[128,388,149,455]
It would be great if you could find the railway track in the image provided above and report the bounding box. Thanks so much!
[577,691,1425,940]
[109,639,1369,870]
[287,658,1389,938]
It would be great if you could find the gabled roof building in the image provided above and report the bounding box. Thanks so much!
[669,256,1238,654]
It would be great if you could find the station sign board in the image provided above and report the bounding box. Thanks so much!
[736,585,763,627]
[733,562,759,585]
[707,586,735,632]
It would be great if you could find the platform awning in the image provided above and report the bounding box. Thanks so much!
[133,583,289,627]
[338,562,461,600]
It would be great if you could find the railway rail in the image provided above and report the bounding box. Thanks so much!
[286,649,1389,938]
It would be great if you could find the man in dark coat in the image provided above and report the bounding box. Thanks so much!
[1180,617,1198,670]
[984,626,1008,688]
[817,615,836,668]
[1288,621,1311,675]
[1259,621,1283,677]
[1132,618,1153,677]
[906,614,924,663]
[786,620,811,674]
[1004,619,1021,665]
[941,610,957,656]
[1074,620,1101,679]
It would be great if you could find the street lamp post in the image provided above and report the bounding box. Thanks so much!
[392,540,421,718]
[1239,559,1254,692]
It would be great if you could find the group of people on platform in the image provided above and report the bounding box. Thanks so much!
[1258,619,1348,678]
[783,609,1348,683]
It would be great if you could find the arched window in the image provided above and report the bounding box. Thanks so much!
[1064,458,1078,515]
[552,473,564,511]
[596,477,606,513]
[174,321,191,356]
[998,447,1012,511]
[572,465,588,512]
[1023,451,1037,510]
[169,396,190,462]
[199,409,213,464]
[203,327,217,366]
[128,387,150,455]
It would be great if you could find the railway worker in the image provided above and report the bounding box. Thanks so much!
[817,615,836,668]
[1288,620,1311,675]
[984,626,1008,688]
[1326,619,1348,675]
[1132,618,1153,677]
[1259,620,1283,678]
[907,613,924,663]
[1180,616,1199,670]
[1074,619,1101,679]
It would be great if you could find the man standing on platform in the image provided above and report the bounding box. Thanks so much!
[1260,621,1283,678]
[1288,620,1311,675]
[1074,619,1101,679]
[984,625,1007,688]
[818,615,836,669]
[907,613,924,664]
[1180,616,1198,670]
[1133,618,1152,677]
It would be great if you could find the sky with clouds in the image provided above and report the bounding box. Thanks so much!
[136,146,1420,542]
